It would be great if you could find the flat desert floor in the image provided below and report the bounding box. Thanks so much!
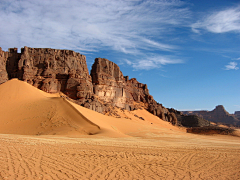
[0,132,240,180]
[0,79,239,179]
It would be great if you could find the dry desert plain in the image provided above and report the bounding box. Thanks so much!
[0,79,239,180]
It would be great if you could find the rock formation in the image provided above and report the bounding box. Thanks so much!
[1,46,92,95]
[0,47,210,127]
[90,58,178,125]
[168,108,210,127]
[182,105,240,126]
[0,47,17,84]
[91,58,128,110]
[186,126,235,135]
[234,111,240,120]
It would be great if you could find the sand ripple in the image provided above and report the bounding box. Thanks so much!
[0,135,239,180]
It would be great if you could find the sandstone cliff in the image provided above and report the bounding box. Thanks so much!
[182,105,240,126]
[0,46,92,95]
[0,47,210,127]
[90,58,178,125]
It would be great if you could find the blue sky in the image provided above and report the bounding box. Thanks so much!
[0,0,239,113]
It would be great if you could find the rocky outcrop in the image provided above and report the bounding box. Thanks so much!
[0,46,207,127]
[0,48,9,84]
[234,111,240,120]
[169,108,210,127]
[182,105,240,126]
[91,58,128,110]
[90,58,151,111]
[1,47,92,97]
[90,58,178,125]
[179,115,210,127]
[187,126,235,135]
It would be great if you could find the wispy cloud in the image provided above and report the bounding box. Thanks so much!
[126,55,183,70]
[0,0,190,55]
[234,105,240,109]
[178,108,210,111]
[192,5,240,34]
[224,62,239,70]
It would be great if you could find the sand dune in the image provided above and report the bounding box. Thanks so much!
[71,102,185,138]
[0,79,100,135]
[0,79,183,138]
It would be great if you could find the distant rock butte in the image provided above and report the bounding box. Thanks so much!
[235,111,240,119]
[182,105,240,126]
[0,47,210,127]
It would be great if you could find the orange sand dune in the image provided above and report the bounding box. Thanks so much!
[71,101,185,138]
[0,79,100,135]
[0,79,183,138]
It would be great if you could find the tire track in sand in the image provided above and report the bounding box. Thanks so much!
[5,147,16,180]
[34,148,43,178]
[0,135,239,180]
[12,146,33,179]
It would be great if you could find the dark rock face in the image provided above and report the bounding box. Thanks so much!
[168,109,210,127]
[234,111,240,120]
[179,115,210,127]
[0,47,206,127]
[0,48,9,84]
[182,105,240,126]
[187,126,235,135]
[1,47,92,97]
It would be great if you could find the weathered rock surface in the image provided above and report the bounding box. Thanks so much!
[90,58,178,125]
[0,47,209,127]
[182,105,240,126]
[168,109,210,127]
[91,58,128,110]
[0,48,9,84]
[187,126,235,135]
[1,46,92,97]
[179,115,210,127]
[234,111,240,120]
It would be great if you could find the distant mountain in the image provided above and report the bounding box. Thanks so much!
[182,105,240,126]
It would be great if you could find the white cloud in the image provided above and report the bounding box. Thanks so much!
[225,62,239,70]
[124,59,133,66]
[192,6,240,34]
[0,0,190,54]
[178,109,209,111]
[141,38,177,51]
[131,56,183,70]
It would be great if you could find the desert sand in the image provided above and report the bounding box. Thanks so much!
[0,79,239,179]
